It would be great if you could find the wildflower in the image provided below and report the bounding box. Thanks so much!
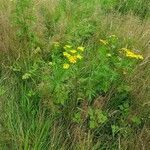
[65,45,72,48]
[70,50,77,54]
[100,39,108,45]
[76,54,83,59]
[68,56,77,63]
[77,46,85,52]
[136,55,144,60]
[63,63,70,69]
[63,52,71,58]
[64,45,72,50]
[122,48,144,60]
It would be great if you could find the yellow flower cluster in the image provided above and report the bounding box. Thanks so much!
[77,46,84,51]
[64,45,72,49]
[63,63,70,69]
[63,45,84,69]
[122,48,144,60]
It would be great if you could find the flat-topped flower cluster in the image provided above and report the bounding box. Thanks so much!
[62,45,84,69]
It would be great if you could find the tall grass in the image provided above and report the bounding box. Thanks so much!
[0,0,150,149]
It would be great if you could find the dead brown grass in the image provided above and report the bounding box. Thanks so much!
[0,1,150,149]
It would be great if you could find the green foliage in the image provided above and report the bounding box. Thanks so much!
[89,108,108,129]
[0,0,149,149]
[100,0,117,10]
[116,0,150,19]
[131,116,141,126]
[73,111,82,124]
[111,125,121,136]
[13,0,38,50]
[99,0,150,19]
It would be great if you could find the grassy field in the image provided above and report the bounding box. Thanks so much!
[0,0,150,149]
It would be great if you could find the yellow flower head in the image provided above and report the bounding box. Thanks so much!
[100,39,108,45]
[77,46,85,52]
[63,63,70,69]
[68,56,77,63]
[63,52,71,58]
[70,50,77,54]
[64,45,72,50]
[136,55,144,60]
[122,48,144,60]
[76,54,83,60]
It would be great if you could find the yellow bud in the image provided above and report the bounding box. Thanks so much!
[76,54,83,59]
[68,56,77,63]
[70,50,77,54]
[77,46,85,52]
[63,52,71,58]
[63,63,70,69]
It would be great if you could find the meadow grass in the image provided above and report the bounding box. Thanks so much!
[0,0,150,149]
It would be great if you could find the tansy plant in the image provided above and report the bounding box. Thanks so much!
[72,35,144,130]
[121,48,144,60]
[62,45,84,69]
[98,35,144,92]
[40,37,144,125]
[47,42,85,105]
[49,36,144,106]
[80,34,144,101]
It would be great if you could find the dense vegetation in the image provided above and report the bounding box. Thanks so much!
[0,0,150,149]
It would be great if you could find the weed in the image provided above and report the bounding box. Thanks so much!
[0,0,150,149]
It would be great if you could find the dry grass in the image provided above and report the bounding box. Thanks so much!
[0,0,150,149]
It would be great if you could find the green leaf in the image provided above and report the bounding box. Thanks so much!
[111,125,121,136]
[97,111,108,124]
[73,112,82,124]
[131,116,141,125]
[89,120,97,129]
